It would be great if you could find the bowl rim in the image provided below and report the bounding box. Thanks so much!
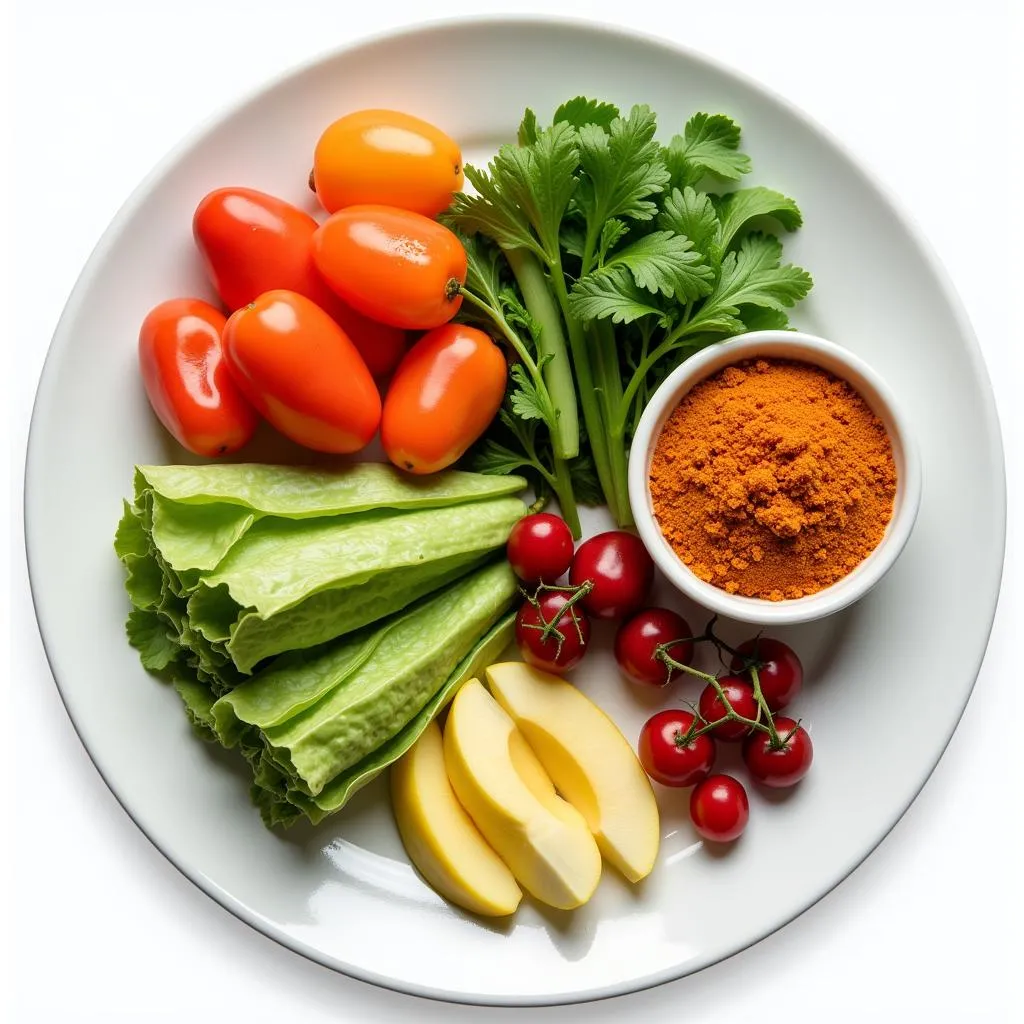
[627,330,924,625]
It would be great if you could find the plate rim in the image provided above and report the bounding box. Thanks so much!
[23,13,1008,1007]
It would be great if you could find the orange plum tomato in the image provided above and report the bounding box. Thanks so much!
[312,205,466,331]
[311,109,463,217]
[193,187,408,378]
[381,324,506,474]
[221,290,381,454]
[138,298,258,457]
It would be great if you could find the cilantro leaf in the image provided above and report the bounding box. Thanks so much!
[685,233,813,334]
[553,96,620,131]
[473,437,537,477]
[658,187,721,264]
[499,286,541,347]
[508,363,554,423]
[597,219,629,264]
[451,163,542,256]
[716,187,803,250]
[569,265,673,325]
[518,107,539,146]
[597,230,714,300]
[738,306,794,332]
[452,123,579,261]
[492,122,579,258]
[575,105,671,227]
[664,113,751,189]
[460,232,505,307]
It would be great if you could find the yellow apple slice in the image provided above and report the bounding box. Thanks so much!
[443,679,602,910]
[391,718,522,917]
[485,661,660,884]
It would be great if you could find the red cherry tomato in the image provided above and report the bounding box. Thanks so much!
[614,608,693,686]
[742,717,814,788]
[221,290,381,453]
[312,109,463,217]
[381,324,506,474]
[138,298,257,457]
[697,676,758,741]
[506,514,574,584]
[689,774,750,843]
[569,531,654,620]
[514,592,591,674]
[193,187,407,378]
[637,710,716,787]
[312,205,466,330]
[730,637,804,712]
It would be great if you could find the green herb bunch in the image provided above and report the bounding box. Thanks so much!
[447,97,813,536]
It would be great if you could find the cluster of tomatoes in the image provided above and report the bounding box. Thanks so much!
[506,513,813,845]
[139,109,499,475]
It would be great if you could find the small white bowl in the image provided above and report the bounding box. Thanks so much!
[628,331,922,625]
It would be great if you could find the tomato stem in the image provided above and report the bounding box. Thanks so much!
[656,644,777,742]
[520,580,593,656]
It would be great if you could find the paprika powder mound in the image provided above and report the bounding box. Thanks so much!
[649,358,896,601]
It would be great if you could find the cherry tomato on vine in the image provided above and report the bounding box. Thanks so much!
[637,710,716,787]
[742,717,814,788]
[506,514,574,584]
[312,205,467,330]
[381,324,506,474]
[689,774,750,843]
[138,298,257,457]
[614,608,693,686]
[221,290,381,453]
[569,531,654,620]
[697,676,758,742]
[311,109,463,217]
[514,591,591,674]
[730,637,803,712]
[193,187,407,378]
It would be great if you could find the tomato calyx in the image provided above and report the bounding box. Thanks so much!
[517,580,594,659]
[444,276,463,302]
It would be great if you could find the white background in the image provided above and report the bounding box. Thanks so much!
[6,1,1021,1021]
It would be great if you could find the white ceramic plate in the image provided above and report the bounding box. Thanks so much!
[25,17,1005,1006]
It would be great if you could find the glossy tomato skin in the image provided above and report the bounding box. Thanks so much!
[381,324,505,474]
[742,717,814,788]
[730,637,804,712]
[193,187,407,378]
[506,514,575,584]
[138,298,257,457]
[689,774,750,843]
[221,290,381,453]
[312,205,467,330]
[569,531,655,620]
[637,710,716,787]
[614,607,693,686]
[698,676,758,741]
[515,592,591,674]
[312,109,463,217]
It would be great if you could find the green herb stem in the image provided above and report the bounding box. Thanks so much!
[549,453,582,538]
[591,320,633,527]
[545,262,618,517]
[505,248,580,461]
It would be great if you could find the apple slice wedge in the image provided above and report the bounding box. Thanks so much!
[485,662,660,883]
[443,679,602,910]
[391,718,522,917]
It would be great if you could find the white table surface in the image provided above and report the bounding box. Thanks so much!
[8,1,1021,1020]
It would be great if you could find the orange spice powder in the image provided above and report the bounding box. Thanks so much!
[649,358,897,601]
